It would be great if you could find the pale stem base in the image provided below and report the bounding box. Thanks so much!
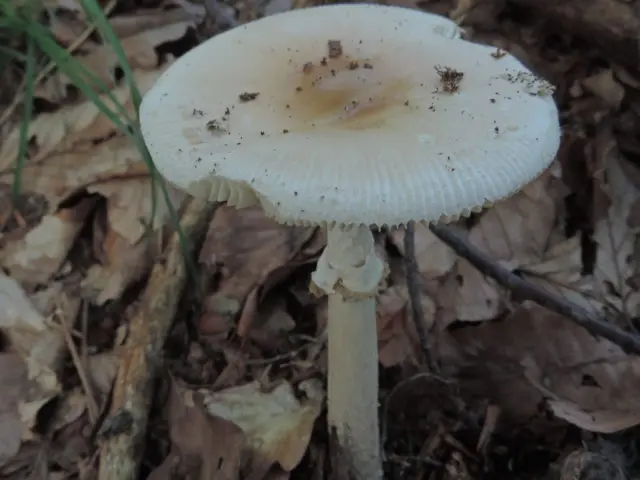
[311,224,384,480]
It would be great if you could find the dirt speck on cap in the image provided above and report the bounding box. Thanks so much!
[435,65,464,94]
[239,92,260,102]
[327,40,343,59]
[206,119,228,135]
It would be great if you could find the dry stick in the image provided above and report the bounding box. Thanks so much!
[403,221,436,370]
[429,223,640,355]
[98,197,215,480]
[55,310,100,423]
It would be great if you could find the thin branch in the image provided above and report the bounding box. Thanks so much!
[404,221,436,370]
[55,308,99,423]
[429,223,640,355]
[98,197,216,480]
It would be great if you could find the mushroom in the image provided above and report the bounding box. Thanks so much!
[139,3,561,478]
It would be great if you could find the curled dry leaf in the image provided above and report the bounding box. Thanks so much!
[0,69,163,173]
[201,379,324,472]
[0,197,97,288]
[199,206,315,333]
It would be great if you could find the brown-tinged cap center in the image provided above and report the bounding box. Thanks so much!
[279,51,413,132]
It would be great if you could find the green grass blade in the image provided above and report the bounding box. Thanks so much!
[79,0,141,109]
[12,35,36,205]
[78,0,199,287]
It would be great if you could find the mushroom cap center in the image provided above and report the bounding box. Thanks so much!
[282,53,412,131]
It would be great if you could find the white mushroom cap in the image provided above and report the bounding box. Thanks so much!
[140,3,561,228]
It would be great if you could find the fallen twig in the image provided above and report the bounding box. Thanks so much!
[403,221,436,371]
[429,223,640,355]
[97,197,216,480]
[54,307,99,423]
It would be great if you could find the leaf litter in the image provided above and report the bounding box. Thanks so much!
[2,0,640,478]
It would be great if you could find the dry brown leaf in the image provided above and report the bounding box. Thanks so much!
[581,69,626,109]
[212,348,248,392]
[0,278,84,440]
[49,12,99,50]
[0,68,163,173]
[0,197,96,288]
[547,400,640,433]
[376,284,435,367]
[201,379,324,472]
[89,177,186,244]
[86,352,119,401]
[50,388,87,433]
[47,22,190,94]
[453,258,502,321]
[166,0,207,23]
[522,236,604,314]
[444,305,640,429]
[25,281,80,386]
[452,167,566,321]
[389,224,456,280]
[468,168,564,266]
[593,154,640,315]
[0,273,53,332]
[0,135,150,210]
[81,226,155,305]
[161,379,245,480]
[200,206,315,328]
[0,354,28,469]
[109,9,194,38]
[244,298,296,350]
[0,276,66,395]
[450,0,505,26]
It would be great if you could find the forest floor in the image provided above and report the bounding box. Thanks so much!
[1,0,640,478]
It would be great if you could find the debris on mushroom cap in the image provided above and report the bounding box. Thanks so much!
[140,3,561,229]
[327,40,344,59]
[435,65,464,94]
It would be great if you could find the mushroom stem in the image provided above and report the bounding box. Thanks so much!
[311,224,385,479]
